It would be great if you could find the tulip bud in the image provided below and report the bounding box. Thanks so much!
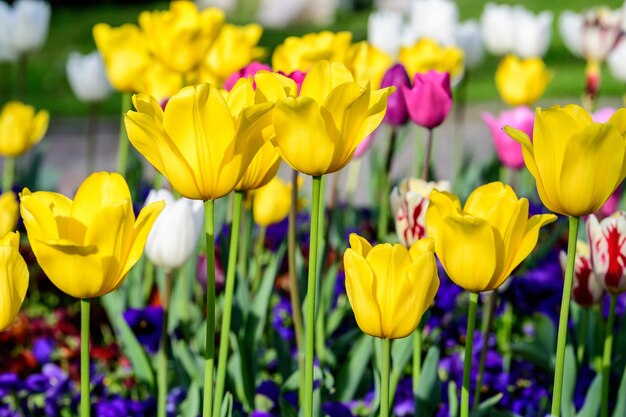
[144,189,204,270]
[390,178,450,248]
[381,64,410,126]
[482,106,534,170]
[559,241,605,307]
[0,101,49,157]
[402,70,452,129]
[587,213,626,294]
[0,192,18,238]
[253,177,292,227]
[495,55,550,107]
[66,51,112,103]
[0,232,28,331]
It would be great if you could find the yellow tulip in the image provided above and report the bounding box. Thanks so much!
[426,182,557,293]
[272,31,352,74]
[236,141,281,192]
[201,23,265,87]
[19,172,164,299]
[0,101,48,157]
[93,23,151,92]
[259,60,393,176]
[495,54,551,106]
[139,1,224,74]
[0,232,28,332]
[253,177,292,227]
[0,192,18,237]
[504,105,626,216]
[343,233,439,339]
[345,41,394,89]
[399,38,464,81]
[125,78,274,201]
[133,59,183,103]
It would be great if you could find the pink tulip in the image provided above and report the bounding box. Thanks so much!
[224,61,272,91]
[482,106,534,170]
[353,132,374,159]
[592,107,617,123]
[600,187,621,217]
[401,70,452,129]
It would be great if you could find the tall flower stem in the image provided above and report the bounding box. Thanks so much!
[377,127,397,241]
[238,197,250,280]
[421,128,434,181]
[287,169,305,405]
[412,323,422,413]
[86,102,99,175]
[381,338,391,417]
[252,226,266,291]
[474,292,497,407]
[213,191,243,417]
[304,175,322,417]
[551,216,580,416]
[116,92,132,176]
[601,294,617,417]
[577,307,589,365]
[461,292,479,417]
[202,200,216,417]
[2,157,14,193]
[80,298,91,417]
[157,270,172,417]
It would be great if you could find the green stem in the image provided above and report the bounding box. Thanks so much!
[421,128,433,181]
[252,226,266,291]
[474,292,497,408]
[551,216,580,417]
[601,294,617,417]
[304,175,322,417]
[238,195,250,280]
[412,325,422,413]
[86,102,99,175]
[461,292,479,417]
[213,191,243,417]
[157,270,172,417]
[117,92,132,176]
[381,338,391,417]
[577,307,589,366]
[80,298,91,417]
[2,157,14,193]
[415,127,422,179]
[287,169,305,407]
[377,127,397,241]
[203,200,216,417]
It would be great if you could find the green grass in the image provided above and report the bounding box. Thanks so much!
[5,0,626,116]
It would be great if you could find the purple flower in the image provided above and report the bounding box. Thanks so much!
[381,64,411,126]
[272,297,295,343]
[122,306,163,354]
[33,337,55,364]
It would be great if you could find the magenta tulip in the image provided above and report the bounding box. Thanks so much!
[381,64,410,126]
[401,70,452,129]
[593,107,617,123]
[224,61,272,91]
[482,106,534,170]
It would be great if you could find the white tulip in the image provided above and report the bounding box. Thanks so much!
[608,39,626,82]
[194,0,236,13]
[480,3,515,56]
[513,9,552,58]
[0,3,16,62]
[581,6,623,62]
[405,0,459,46]
[558,11,584,58]
[11,0,50,55]
[368,9,404,57]
[256,0,307,28]
[66,51,112,103]
[144,189,204,270]
[455,20,484,70]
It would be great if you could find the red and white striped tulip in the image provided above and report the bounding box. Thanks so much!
[559,241,605,307]
[587,212,626,294]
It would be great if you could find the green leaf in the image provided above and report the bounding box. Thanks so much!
[576,372,602,417]
[562,345,577,417]
[220,392,233,417]
[335,334,373,401]
[389,335,413,401]
[469,393,503,417]
[172,339,203,384]
[181,381,201,417]
[448,380,459,417]
[415,346,441,417]
[612,362,626,417]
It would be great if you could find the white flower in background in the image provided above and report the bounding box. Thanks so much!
[256,0,307,28]
[558,11,584,58]
[66,51,112,103]
[608,40,626,82]
[144,189,204,270]
[368,9,404,57]
[11,0,51,55]
[403,0,459,46]
[481,3,552,58]
[0,3,16,62]
[194,0,236,13]
[513,9,552,58]
[455,20,484,69]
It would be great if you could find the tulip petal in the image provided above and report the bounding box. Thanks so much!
[408,237,435,263]
[608,108,626,136]
[356,87,393,141]
[0,245,28,331]
[463,182,519,234]
[438,215,497,292]
[254,72,297,102]
[425,189,462,241]
[349,233,373,258]
[19,190,72,242]
[343,248,383,338]
[507,213,557,279]
[559,123,626,216]
[300,60,355,105]
[272,97,335,175]
[398,252,439,336]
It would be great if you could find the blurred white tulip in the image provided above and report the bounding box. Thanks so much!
[513,9,552,58]
[480,3,515,56]
[405,0,459,46]
[455,20,484,69]
[558,11,584,58]
[560,6,624,62]
[608,39,626,82]
[0,3,16,62]
[11,0,50,55]
[144,189,205,270]
[257,0,307,28]
[194,0,236,13]
[66,51,112,103]
[368,9,404,57]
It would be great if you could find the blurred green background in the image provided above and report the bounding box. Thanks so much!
[8,0,626,116]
